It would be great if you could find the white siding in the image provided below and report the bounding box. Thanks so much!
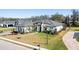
[41,24,45,31]
[0,24,3,27]
[55,26,63,32]
[37,26,40,32]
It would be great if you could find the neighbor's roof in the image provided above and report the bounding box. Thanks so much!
[0,20,15,24]
[3,20,15,24]
[0,20,4,24]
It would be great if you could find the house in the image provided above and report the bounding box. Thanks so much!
[0,18,64,34]
[33,19,64,33]
[0,20,16,27]
[15,19,33,33]
[68,15,79,26]
[0,20,4,27]
[3,20,16,27]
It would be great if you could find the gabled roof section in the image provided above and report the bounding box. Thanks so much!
[0,20,15,24]
[33,19,63,26]
[16,19,33,26]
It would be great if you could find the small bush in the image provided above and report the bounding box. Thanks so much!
[0,31,3,33]
[76,37,79,42]
[11,31,18,35]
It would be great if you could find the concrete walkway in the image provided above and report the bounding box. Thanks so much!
[63,32,79,50]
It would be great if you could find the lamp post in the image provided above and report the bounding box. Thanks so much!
[46,31,48,44]
[45,27,48,44]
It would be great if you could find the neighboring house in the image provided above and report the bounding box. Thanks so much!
[3,20,15,27]
[69,15,79,26]
[15,19,33,33]
[33,19,64,33]
[0,20,16,27]
[0,20,4,27]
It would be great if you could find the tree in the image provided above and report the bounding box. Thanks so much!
[31,15,50,22]
[64,15,71,26]
[72,9,79,26]
[51,13,65,22]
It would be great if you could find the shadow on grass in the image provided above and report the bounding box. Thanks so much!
[73,29,79,31]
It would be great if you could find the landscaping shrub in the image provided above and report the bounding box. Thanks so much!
[76,37,79,42]
[11,31,18,35]
[0,31,3,33]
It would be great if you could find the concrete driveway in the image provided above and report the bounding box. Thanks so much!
[0,39,32,50]
[63,32,79,50]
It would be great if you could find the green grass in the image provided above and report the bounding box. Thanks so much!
[0,27,15,32]
[36,32,67,50]
[69,27,79,31]
[76,37,79,42]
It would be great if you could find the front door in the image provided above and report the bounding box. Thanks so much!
[37,25,41,32]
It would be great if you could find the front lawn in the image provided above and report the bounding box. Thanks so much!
[1,32,67,50]
[0,27,15,32]
[36,32,67,50]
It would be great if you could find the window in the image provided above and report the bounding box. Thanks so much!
[8,24,14,27]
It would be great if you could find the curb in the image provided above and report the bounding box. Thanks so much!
[0,37,48,50]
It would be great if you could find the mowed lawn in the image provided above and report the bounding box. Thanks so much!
[1,31,67,50]
[36,32,67,50]
[0,27,15,32]
[69,27,79,31]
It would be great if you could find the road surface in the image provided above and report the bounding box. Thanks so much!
[0,39,32,50]
[63,32,79,50]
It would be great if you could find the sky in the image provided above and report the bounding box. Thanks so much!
[0,9,77,18]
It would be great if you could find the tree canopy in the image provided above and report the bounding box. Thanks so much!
[51,13,65,22]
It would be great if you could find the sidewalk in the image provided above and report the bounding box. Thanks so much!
[0,37,48,50]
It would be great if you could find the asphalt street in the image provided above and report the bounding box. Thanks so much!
[0,39,32,50]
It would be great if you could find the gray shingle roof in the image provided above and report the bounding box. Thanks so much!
[0,20,4,24]
[33,19,63,26]
[3,20,15,24]
[16,19,33,26]
[0,20,15,24]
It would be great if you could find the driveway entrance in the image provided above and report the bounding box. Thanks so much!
[63,32,79,50]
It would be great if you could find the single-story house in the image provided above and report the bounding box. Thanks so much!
[33,19,64,33]
[0,19,64,34]
[15,19,33,33]
[0,20,4,27]
[0,20,16,27]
